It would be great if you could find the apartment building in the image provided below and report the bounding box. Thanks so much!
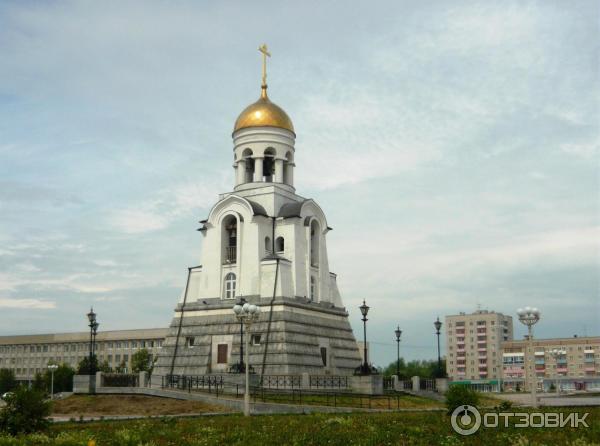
[445,310,513,391]
[0,328,167,382]
[502,336,600,392]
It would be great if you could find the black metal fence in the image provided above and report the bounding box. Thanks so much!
[102,373,139,387]
[309,375,348,389]
[383,376,394,390]
[251,387,403,410]
[420,379,436,391]
[163,374,225,396]
[262,374,302,389]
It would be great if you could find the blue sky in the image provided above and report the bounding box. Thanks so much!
[0,1,598,366]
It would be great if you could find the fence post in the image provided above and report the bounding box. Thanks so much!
[411,376,420,393]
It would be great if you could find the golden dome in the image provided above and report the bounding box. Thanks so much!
[233,86,294,134]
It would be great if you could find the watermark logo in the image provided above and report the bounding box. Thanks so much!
[451,405,481,435]
[451,405,590,436]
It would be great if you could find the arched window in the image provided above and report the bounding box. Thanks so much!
[310,220,320,267]
[242,149,254,183]
[263,148,276,182]
[283,151,293,185]
[224,273,236,299]
[222,216,237,264]
[264,236,272,254]
[310,276,317,301]
[275,236,284,253]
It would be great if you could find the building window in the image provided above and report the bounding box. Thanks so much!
[186,337,195,348]
[217,344,228,364]
[320,347,327,366]
[224,273,236,299]
[310,220,320,267]
[223,215,237,264]
[275,236,284,253]
[251,334,261,346]
[265,236,271,254]
[310,276,317,301]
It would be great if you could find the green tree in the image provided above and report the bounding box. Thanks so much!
[47,364,75,393]
[98,359,112,373]
[0,369,16,394]
[76,354,98,375]
[0,386,51,435]
[131,349,151,373]
[382,358,447,379]
[445,384,479,414]
[31,373,47,393]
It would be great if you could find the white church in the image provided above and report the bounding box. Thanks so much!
[154,47,362,378]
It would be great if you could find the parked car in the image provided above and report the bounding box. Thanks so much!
[1,392,14,400]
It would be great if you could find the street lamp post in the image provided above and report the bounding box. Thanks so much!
[232,302,261,416]
[359,300,370,375]
[47,364,58,399]
[237,297,247,373]
[87,307,100,393]
[394,326,402,377]
[434,317,443,377]
[549,348,564,395]
[517,306,541,408]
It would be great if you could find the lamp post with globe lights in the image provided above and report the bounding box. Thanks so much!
[549,348,565,394]
[394,326,402,377]
[232,302,261,416]
[47,364,58,399]
[355,300,374,375]
[86,308,98,376]
[517,306,541,408]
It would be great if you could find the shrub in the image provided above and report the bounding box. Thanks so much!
[0,370,16,395]
[445,385,479,414]
[0,386,52,435]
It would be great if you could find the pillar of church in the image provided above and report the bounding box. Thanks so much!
[236,159,246,185]
[286,162,295,187]
[253,157,264,182]
[274,159,284,183]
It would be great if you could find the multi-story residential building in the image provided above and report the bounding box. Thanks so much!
[502,336,600,392]
[0,328,167,382]
[445,310,513,391]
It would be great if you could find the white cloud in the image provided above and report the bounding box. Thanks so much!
[0,298,56,310]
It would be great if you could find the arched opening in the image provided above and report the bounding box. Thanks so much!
[275,236,284,253]
[310,220,320,267]
[222,215,237,264]
[263,148,276,182]
[224,273,236,299]
[242,149,254,183]
[264,236,272,255]
[310,275,317,301]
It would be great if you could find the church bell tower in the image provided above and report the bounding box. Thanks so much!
[154,46,362,377]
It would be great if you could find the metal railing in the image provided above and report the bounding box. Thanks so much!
[163,374,225,396]
[309,375,348,389]
[262,375,302,389]
[251,387,402,410]
[383,376,394,390]
[400,380,412,390]
[102,373,139,387]
[223,246,237,264]
[420,379,436,391]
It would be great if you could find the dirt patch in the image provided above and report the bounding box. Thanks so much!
[51,394,233,416]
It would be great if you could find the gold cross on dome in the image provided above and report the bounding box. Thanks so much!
[258,44,271,88]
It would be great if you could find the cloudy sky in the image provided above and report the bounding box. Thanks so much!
[1,1,598,366]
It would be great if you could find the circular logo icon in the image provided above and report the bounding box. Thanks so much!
[451,405,481,436]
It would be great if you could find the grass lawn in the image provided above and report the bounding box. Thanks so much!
[51,395,233,417]
[0,407,597,445]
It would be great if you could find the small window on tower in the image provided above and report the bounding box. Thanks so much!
[224,273,236,299]
[251,334,261,346]
[275,237,284,253]
[186,337,195,348]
